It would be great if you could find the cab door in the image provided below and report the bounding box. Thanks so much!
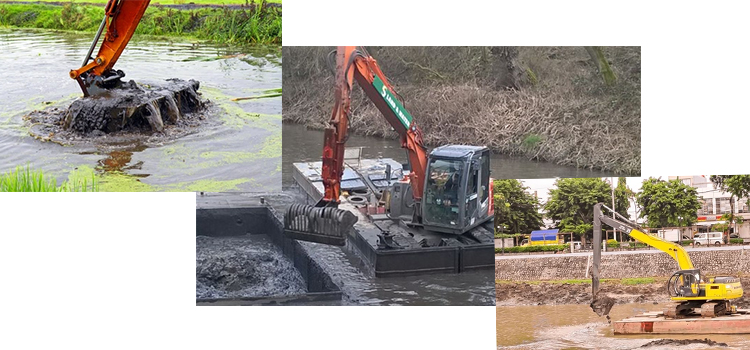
[464,156,481,228]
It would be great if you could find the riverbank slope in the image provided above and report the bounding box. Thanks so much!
[282,46,640,174]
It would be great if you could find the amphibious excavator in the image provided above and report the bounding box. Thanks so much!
[591,203,743,318]
[284,46,495,246]
[69,0,151,97]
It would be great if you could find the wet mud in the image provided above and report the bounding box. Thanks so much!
[497,281,670,306]
[24,79,215,147]
[196,235,306,299]
[591,292,616,317]
[496,278,750,309]
[640,338,728,348]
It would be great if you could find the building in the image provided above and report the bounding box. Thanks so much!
[669,175,750,238]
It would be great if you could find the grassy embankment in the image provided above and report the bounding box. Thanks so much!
[27,0,280,4]
[0,0,281,44]
[283,47,641,174]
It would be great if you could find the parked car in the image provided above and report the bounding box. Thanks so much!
[730,233,739,239]
[693,232,723,245]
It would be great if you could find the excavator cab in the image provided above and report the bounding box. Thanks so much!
[668,269,703,297]
[422,145,493,234]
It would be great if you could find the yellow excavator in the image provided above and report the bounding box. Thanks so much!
[592,203,743,318]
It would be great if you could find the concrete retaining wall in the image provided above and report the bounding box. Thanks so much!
[495,248,750,281]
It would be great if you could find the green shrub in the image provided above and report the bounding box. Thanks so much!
[627,242,649,248]
[730,238,745,244]
[495,244,568,254]
[606,239,620,248]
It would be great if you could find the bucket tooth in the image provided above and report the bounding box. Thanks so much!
[283,203,358,246]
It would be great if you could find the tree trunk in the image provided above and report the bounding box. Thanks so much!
[584,46,617,85]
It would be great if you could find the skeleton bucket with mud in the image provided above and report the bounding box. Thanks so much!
[64,79,204,134]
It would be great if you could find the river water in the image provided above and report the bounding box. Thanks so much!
[0,29,281,191]
[497,304,750,349]
[282,123,617,186]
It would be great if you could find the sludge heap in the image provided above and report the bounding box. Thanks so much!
[63,78,204,134]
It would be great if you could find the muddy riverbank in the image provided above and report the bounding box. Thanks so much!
[496,278,750,309]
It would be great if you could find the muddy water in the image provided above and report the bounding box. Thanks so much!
[264,190,495,305]
[282,123,617,186]
[497,304,750,349]
[0,29,280,191]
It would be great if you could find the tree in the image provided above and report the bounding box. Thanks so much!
[584,46,617,86]
[613,177,631,220]
[710,175,750,237]
[610,177,633,242]
[493,179,543,236]
[544,178,613,244]
[638,177,701,228]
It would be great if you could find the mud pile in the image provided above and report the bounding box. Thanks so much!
[640,338,727,348]
[196,235,306,299]
[496,278,750,308]
[495,281,668,306]
[25,78,212,146]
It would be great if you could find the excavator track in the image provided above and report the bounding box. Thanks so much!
[700,301,728,318]
[663,302,695,319]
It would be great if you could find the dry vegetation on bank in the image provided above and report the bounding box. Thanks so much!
[282,46,640,174]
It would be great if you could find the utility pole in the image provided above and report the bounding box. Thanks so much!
[612,177,617,243]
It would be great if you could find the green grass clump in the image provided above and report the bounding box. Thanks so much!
[1,165,98,192]
[621,277,655,285]
[521,134,542,149]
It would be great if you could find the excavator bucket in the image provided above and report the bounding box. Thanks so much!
[283,203,358,246]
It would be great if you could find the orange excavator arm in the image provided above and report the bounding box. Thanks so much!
[69,0,151,97]
[320,46,429,206]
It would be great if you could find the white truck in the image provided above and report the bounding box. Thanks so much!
[657,228,681,242]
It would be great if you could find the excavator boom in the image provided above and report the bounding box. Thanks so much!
[320,46,429,206]
[285,46,429,245]
[69,0,151,96]
[594,203,695,270]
